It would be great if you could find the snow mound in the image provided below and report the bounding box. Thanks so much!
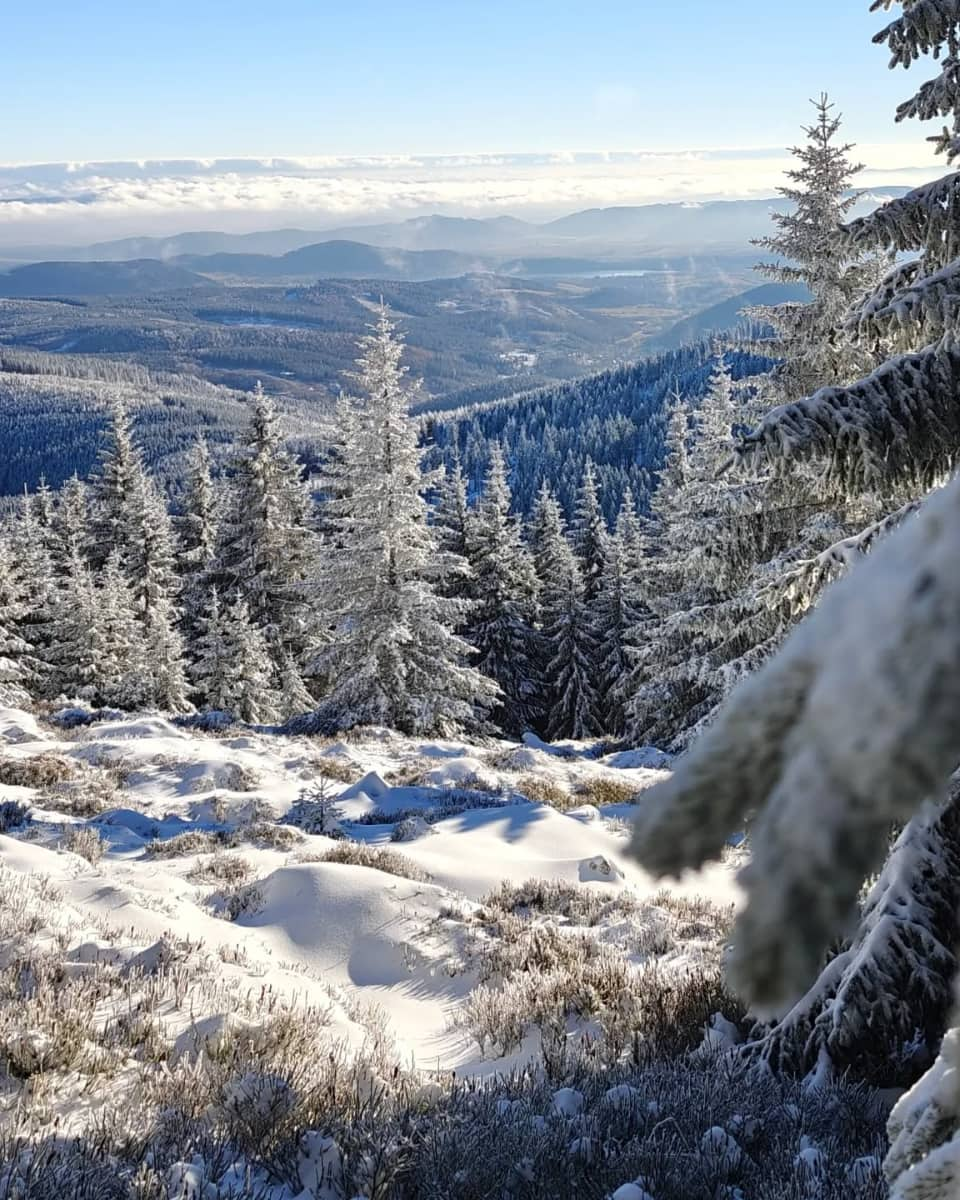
[236,862,446,988]
[604,746,673,770]
[81,716,188,742]
[392,815,435,841]
[339,771,391,802]
[496,746,544,771]
[612,1185,655,1200]
[0,707,44,744]
[421,756,499,790]
[552,1087,584,1117]
[567,804,601,823]
[522,731,579,758]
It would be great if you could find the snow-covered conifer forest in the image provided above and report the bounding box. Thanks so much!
[2,2,960,1196]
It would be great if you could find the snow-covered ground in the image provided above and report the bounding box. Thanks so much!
[0,706,898,1200]
[0,705,738,1089]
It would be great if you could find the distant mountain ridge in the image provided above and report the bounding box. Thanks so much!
[174,240,486,281]
[1,189,913,267]
[0,259,210,298]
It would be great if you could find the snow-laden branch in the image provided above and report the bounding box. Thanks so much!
[848,258,960,348]
[735,338,960,490]
[760,497,924,615]
[871,0,960,68]
[844,172,960,259]
[629,473,960,1011]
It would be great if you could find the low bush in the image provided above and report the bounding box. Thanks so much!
[0,755,76,789]
[237,821,306,850]
[312,758,361,784]
[145,829,226,858]
[576,776,639,807]
[214,883,266,922]
[36,763,120,817]
[147,822,305,858]
[314,841,430,881]
[187,853,255,885]
[354,789,513,828]
[515,775,572,810]
[61,825,106,865]
[483,878,641,925]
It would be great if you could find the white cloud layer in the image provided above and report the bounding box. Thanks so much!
[0,146,941,245]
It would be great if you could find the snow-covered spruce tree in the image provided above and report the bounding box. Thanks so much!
[125,475,190,711]
[305,310,497,736]
[88,394,149,570]
[0,536,31,703]
[708,99,898,699]
[213,384,319,700]
[625,358,750,748]
[595,489,647,736]
[44,477,96,700]
[630,8,960,1186]
[191,589,281,724]
[530,483,599,740]
[90,550,149,709]
[464,443,541,736]
[572,458,608,608]
[53,474,91,575]
[176,436,221,644]
[746,94,877,402]
[7,489,57,694]
[432,453,474,600]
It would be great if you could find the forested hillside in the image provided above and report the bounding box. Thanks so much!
[0,349,322,497]
[426,345,771,521]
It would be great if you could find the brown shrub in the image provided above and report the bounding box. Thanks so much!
[0,755,76,789]
[576,776,639,807]
[515,775,573,810]
[312,841,429,881]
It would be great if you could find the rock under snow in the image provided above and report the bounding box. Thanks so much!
[579,854,625,883]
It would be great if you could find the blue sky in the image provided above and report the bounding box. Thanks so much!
[2,0,930,160]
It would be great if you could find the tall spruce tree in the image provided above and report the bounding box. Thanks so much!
[746,94,876,402]
[572,459,608,608]
[88,395,149,571]
[214,384,320,696]
[625,358,749,747]
[464,443,541,736]
[91,551,148,709]
[630,9,960,1191]
[306,310,497,735]
[531,485,599,740]
[0,536,31,703]
[46,477,98,701]
[176,436,221,643]
[595,489,647,736]
[433,454,474,600]
[8,490,57,692]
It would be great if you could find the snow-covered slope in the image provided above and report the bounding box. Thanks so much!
[0,706,738,1082]
[0,706,898,1200]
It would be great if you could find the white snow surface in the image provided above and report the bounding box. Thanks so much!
[0,705,738,1126]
